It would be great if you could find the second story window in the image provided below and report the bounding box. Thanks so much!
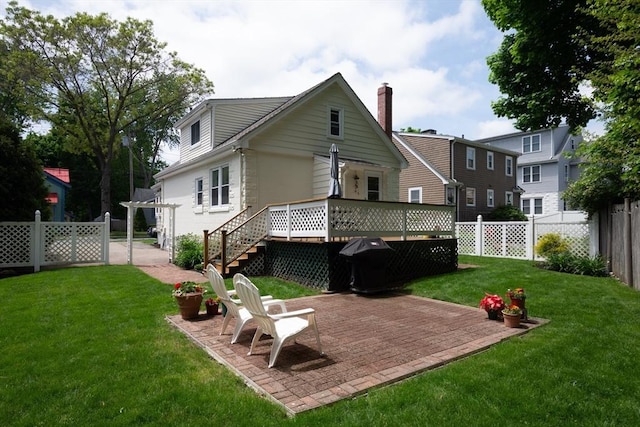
[466,147,476,170]
[505,156,513,176]
[487,151,494,170]
[195,178,203,206]
[523,165,541,183]
[211,165,229,207]
[191,120,201,145]
[523,134,541,153]
[328,107,343,138]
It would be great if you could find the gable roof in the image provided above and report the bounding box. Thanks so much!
[393,132,453,185]
[157,73,407,178]
[44,167,71,188]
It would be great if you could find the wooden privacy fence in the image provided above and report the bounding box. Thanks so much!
[456,213,596,261]
[0,211,110,272]
[608,199,639,289]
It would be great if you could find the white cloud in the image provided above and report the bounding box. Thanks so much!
[475,119,517,139]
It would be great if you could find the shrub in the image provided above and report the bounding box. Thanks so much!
[174,233,204,270]
[535,233,569,258]
[486,205,527,221]
[541,253,608,277]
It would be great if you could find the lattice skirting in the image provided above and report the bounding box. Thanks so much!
[240,239,458,292]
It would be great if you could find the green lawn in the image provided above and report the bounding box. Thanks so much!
[1,256,639,426]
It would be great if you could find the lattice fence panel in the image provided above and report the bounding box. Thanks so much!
[504,223,528,258]
[74,225,105,261]
[41,223,105,264]
[535,222,590,258]
[456,223,476,255]
[482,224,505,257]
[225,210,268,263]
[42,224,73,263]
[291,205,326,232]
[269,209,289,233]
[0,223,34,266]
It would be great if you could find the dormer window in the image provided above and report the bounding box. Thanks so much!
[191,120,201,145]
[523,134,541,153]
[328,107,343,139]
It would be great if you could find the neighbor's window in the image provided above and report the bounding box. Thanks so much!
[523,165,541,183]
[564,164,569,182]
[466,187,476,206]
[487,189,495,208]
[522,134,541,153]
[505,191,513,206]
[409,187,422,203]
[211,165,230,206]
[195,177,203,206]
[466,147,476,170]
[328,107,343,138]
[487,151,494,170]
[505,156,513,176]
[534,198,543,214]
[191,120,201,145]
[522,198,543,215]
[446,186,456,205]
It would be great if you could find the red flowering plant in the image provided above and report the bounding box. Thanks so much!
[172,281,205,297]
[205,297,220,307]
[479,293,506,313]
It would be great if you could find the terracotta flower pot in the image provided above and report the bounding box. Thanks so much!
[502,312,521,328]
[206,302,219,316]
[175,293,203,319]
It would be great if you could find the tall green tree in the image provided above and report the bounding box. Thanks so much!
[0,114,50,221]
[0,2,213,217]
[483,0,640,214]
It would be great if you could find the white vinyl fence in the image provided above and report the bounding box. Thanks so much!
[0,211,110,272]
[456,213,597,260]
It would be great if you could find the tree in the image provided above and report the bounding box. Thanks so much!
[483,0,640,214]
[0,2,213,217]
[0,113,50,221]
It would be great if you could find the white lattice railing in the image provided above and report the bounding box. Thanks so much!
[0,211,110,272]
[456,214,595,260]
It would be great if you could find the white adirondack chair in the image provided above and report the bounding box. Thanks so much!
[233,273,324,368]
[205,265,286,344]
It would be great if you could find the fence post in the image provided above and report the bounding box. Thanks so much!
[104,212,110,265]
[475,215,483,256]
[34,210,41,272]
[624,198,633,287]
[528,215,535,260]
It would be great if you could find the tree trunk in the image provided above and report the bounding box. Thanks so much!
[100,162,112,219]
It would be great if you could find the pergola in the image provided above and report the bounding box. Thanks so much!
[119,201,180,265]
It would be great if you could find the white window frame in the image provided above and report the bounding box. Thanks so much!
[505,156,513,176]
[465,187,476,207]
[210,165,230,208]
[328,106,344,139]
[408,187,422,203]
[505,191,514,206]
[534,198,543,214]
[487,189,495,208]
[487,151,494,170]
[522,199,530,215]
[365,171,382,201]
[523,165,541,183]
[190,120,201,146]
[195,177,203,207]
[522,134,541,153]
[466,147,476,170]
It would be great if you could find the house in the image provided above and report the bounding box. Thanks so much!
[43,167,71,221]
[153,73,408,238]
[390,130,521,222]
[475,126,583,216]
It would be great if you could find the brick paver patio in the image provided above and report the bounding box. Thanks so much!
[167,292,547,415]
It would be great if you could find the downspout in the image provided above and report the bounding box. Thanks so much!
[449,137,459,222]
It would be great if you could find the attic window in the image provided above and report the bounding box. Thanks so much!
[328,107,343,139]
[191,120,201,145]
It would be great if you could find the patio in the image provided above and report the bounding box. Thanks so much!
[167,292,547,416]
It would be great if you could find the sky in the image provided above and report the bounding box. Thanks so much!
[6,0,597,164]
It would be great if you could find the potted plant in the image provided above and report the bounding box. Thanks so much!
[173,281,206,319]
[506,288,526,308]
[502,305,522,328]
[205,297,220,316]
[479,293,505,320]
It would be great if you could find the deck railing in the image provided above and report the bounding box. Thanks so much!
[205,198,456,273]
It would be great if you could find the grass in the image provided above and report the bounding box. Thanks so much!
[1,256,639,426]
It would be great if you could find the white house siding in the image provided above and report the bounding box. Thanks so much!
[313,156,331,198]
[179,110,212,163]
[160,154,243,237]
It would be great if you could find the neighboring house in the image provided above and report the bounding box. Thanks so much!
[476,125,583,216]
[153,73,408,237]
[43,167,71,221]
[391,130,521,222]
[132,188,156,228]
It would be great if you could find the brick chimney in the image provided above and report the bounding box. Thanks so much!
[377,82,392,138]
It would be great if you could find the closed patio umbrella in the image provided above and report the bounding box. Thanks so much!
[328,143,342,198]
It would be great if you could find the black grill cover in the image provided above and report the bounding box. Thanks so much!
[339,238,394,293]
